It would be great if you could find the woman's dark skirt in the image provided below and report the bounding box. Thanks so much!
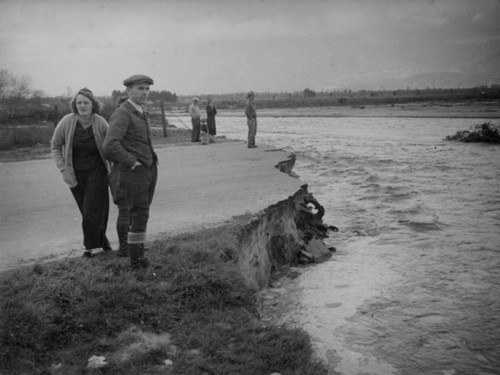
[207,116,216,135]
[70,166,110,250]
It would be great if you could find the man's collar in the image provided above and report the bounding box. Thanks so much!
[127,98,144,114]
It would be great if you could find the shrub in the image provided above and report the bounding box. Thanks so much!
[0,123,54,150]
[445,122,500,143]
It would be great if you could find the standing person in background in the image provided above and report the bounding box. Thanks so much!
[188,97,201,142]
[103,75,158,270]
[109,95,130,258]
[51,88,112,258]
[205,98,217,143]
[245,91,257,148]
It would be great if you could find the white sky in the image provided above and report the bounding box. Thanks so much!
[1,0,499,96]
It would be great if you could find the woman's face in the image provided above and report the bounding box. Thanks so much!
[76,94,93,116]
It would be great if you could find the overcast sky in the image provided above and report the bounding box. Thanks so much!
[1,0,499,96]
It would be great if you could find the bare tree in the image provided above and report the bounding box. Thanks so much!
[10,74,33,99]
[65,86,73,99]
[0,69,11,99]
[33,89,46,98]
[32,89,47,107]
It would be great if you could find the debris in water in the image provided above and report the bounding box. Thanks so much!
[445,122,500,143]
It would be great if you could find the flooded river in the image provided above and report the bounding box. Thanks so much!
[218,116,500,375]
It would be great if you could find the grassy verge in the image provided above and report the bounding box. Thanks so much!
[0,220,327,375]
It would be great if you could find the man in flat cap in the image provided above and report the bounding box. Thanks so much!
[245,91,257,148]
[103,74,157,269]
[188,97,201,142]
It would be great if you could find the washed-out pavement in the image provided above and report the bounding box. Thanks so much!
[0,141,302,271]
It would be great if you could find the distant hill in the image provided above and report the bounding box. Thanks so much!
[346,72,500,91]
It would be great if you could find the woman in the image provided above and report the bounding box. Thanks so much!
[51,88,111,257]
[206,98,217,143]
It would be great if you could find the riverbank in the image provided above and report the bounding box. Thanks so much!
[0,209,329,375]
[0,138,336,373]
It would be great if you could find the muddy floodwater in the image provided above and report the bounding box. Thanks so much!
[219,116,500,375]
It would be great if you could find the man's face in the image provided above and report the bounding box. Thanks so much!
[127,83,150,105]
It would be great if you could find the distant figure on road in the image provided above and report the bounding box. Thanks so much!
[51,88,112,258]
[103,74,158,270]
[188,97,201,142]
[206,98,217,143]
[245,91,257,148]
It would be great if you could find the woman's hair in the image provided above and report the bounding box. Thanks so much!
[70,88,103,115]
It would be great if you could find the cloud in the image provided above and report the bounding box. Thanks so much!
[1,0,499,95]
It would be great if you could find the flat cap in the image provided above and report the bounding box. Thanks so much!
[247,90,255,98]
[123,74,154,87]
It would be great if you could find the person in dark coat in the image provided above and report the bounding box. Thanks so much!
[206,98,217,143]
[245,91,257,148]
[109,95,131,258]
[103,75,158,270]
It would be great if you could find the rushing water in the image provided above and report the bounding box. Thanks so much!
[214,116,500,375]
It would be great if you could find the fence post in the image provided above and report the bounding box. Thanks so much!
[160,101,168,137]
[53,105,59,128]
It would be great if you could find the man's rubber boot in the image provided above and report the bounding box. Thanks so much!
[129,243,149,270]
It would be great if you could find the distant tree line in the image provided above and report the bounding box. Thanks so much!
[111,90,177,103]
[189,85,500,110]
[303,88,316,98]
[0,69,45,100]
[2,68,500,125]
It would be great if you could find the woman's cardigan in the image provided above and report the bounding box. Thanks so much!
[51,113,111,188]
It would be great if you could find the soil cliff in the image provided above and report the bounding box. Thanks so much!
[235,184,335,289]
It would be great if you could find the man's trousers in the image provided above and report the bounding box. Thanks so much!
[119,163,158,264]
[191,118,201,142]
[247,118,257,146]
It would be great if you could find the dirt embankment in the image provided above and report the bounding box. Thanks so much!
[236,184,335,289]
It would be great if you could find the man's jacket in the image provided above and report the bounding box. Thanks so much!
[103,101,157,168]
